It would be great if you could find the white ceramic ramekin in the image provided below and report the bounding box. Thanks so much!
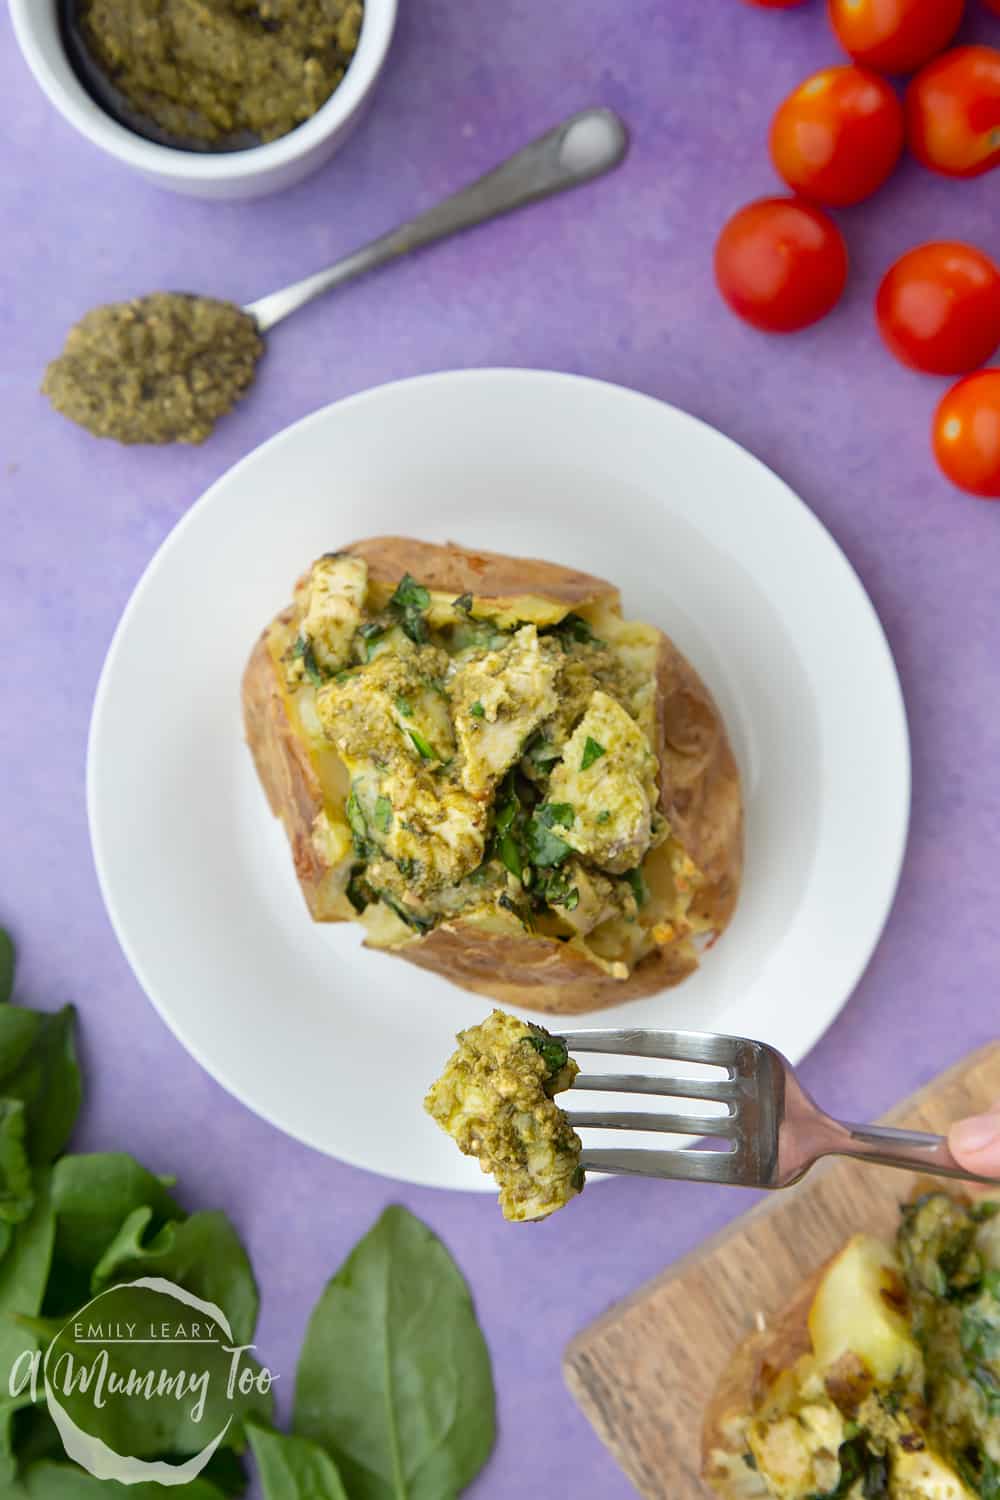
[10,0,397,200]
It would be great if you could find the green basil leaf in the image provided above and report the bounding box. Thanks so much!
[357,622,386,662]
[523,1034,569,1077]
[347,871,375,914]
[498,832,523,881]
[580,737,606,771]
[389,575,431,646]
[91,1207,261,1348]
[452,593,473,614]
[0,1006,81,1167]
[534,865,579,912]
[390,575,430,613]
[525,808,572,869]
[293,1205,495,1500]
[542,803,574,829]
[247,1422,349,1500]
[292,636,326,689]
[0,931,14,1006]
[547,613,605,650]
[407,729,435,761]
[393,696,413,718]
[0,1100,34,1226]
[346,790,369,855]
[981,1454,1000,1500]
[373,797,393,834]
[521,732,562,776]
[495,796,517,837]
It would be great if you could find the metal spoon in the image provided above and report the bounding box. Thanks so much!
[244,107,628,333]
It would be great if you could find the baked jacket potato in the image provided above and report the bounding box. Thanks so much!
[702,1190,1000,1500]
[242,537,742,1013]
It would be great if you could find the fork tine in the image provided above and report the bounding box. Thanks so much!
[567,1109,737,1137]
[560,1028,741,1069]
[571,1072,740,1102]
[579,1147,739,1185]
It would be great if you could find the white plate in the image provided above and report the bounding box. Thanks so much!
[88,370,910,1192]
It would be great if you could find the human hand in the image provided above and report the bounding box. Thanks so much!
[949,1100,1000,1177]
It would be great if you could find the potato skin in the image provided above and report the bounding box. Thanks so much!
[390,915,704,1016]
[655,631,742,941]
[242,612,343,922]
[343,535,621,614]
[242,537,743,1014]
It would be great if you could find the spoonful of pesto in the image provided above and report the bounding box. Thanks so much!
[42,107,628,447]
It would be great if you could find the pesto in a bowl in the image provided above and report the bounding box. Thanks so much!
[69,0,364,150]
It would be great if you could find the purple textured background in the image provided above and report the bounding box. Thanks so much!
[4,3,1000,1496]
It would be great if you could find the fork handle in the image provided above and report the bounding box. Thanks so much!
[245,108,628,333]
[831,1121,998,1185]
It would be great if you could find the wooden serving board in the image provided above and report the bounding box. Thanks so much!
[564,1043,1000,1500]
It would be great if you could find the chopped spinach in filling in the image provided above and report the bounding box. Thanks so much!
[282,554,677,944]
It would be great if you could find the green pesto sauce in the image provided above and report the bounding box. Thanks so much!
[75,0,364,148]
[42,293,264,445]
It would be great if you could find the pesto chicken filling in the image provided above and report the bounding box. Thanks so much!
[424,1009,583,1222]
[728,1193,1000,1500]
[277,552,703,961]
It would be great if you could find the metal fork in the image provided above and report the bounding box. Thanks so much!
[560,1028,998,1189]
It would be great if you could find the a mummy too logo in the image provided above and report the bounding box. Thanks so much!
[9,1278,275,1485]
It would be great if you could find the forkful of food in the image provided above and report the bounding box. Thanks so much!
[425,1010,1000,1222]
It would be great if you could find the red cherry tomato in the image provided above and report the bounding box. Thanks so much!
[714,198,848,333]
[828,0,964,75]
[876,242,1000,374]
[770,65,905,205]
[907,47,1000,176]
[933,371,1000,497]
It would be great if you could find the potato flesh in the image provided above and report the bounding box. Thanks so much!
[808,1233,921,1388]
